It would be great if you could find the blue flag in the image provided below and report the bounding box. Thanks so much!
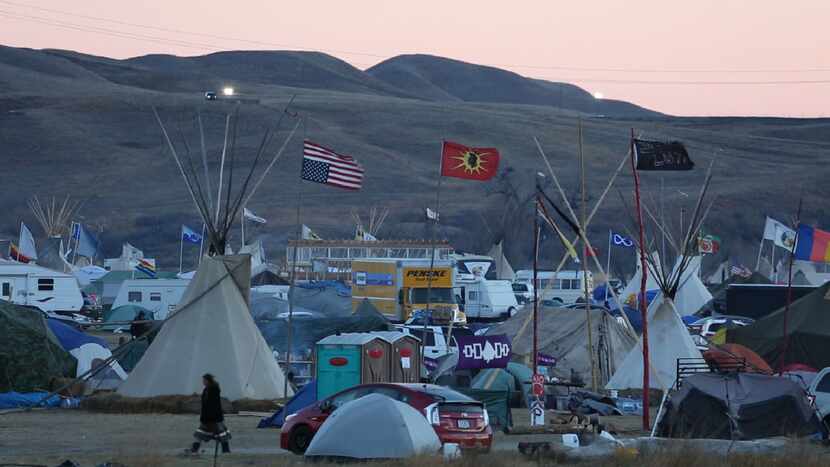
[181,225,203,244]
[611,232,634,248]
[71,223,100,258]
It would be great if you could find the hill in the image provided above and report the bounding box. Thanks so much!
[367,54,659,117]
[0,44,828,276]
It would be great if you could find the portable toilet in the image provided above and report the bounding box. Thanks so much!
[376,331,422,383]
[315,333,392,400]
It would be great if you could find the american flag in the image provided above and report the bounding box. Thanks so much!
[302,140,364,190]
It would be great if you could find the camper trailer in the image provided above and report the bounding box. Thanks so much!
[0,261,83,312]
[111,279,189,320]
[514,269,594,305]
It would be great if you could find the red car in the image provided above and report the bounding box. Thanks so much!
[280,383,493,454]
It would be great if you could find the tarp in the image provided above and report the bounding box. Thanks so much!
[487,305,637,385]
[702,344,773,375]
[728,281,830,370]
[256,299,390,356]
[0,301,76,392]
[47,318,127,390]
[657,373,821,439]
[606,297,702,391]
[118,255,292,400]
[0,391,62,409]
[305,393,441,459]
[258,380,318,428]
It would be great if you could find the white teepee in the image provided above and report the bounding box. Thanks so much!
[118,255,292,400]
[606,295,702,391]
[487,241,515,280]
[620,251,663,307]
[658,255,712,317]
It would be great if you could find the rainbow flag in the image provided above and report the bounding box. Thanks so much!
[134,258,157,278]
[794,224,830,262]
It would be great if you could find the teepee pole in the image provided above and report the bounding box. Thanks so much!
[215,114,231,226]
[630,128,650,431]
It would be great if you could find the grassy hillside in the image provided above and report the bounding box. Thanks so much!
[1,45,828,276]
[367,54,659,117]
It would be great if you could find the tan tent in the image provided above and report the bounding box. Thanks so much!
[118,255,292,400]
[606,296,702,391]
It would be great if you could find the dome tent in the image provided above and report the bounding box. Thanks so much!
[305,393,441,459]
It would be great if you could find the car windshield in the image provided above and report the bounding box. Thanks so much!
[410,288,454,304]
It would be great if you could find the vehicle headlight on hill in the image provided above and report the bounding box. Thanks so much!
[223,86,235,96]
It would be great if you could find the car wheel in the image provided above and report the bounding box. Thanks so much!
[288,424,313,454]
[507,307,517,317]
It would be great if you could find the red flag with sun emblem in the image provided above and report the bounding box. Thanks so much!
[440,141,500,181]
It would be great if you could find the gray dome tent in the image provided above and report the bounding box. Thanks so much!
[305,393,441,459]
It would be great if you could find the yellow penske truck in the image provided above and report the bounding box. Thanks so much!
[351,259,464,324]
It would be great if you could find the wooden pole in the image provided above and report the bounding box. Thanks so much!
[630,129,651,430]
[578,121,598,392]
[533,198,540,375]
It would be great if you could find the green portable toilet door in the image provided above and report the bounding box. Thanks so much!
[316,345,362,400]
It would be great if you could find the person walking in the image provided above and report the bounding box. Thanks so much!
[187,373,231,454]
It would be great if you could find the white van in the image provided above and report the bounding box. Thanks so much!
[0,262,83,312]
[111,279,189,320]
[456,279,519,320]
[514,269,593,305]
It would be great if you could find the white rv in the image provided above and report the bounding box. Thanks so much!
[514,269,594,305]
[451,253,519,320]
[0,261,84,312]
[456,279,519,320]
[111,279,189,320]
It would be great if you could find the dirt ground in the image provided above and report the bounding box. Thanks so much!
[0,409,580,466]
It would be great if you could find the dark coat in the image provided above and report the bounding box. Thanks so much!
[200,384,224,424]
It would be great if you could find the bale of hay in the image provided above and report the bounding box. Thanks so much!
[81,393,283,414]
[81,393,230,414]
[231,398,282,413]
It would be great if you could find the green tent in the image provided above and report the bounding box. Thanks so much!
[101,305,154,331]
[451,388,512,432]
[728,281,830,370]
[0,301,76,392]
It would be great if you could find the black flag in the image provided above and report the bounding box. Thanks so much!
[633,139,694,171]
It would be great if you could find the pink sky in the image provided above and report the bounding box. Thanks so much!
[1,0,828,116]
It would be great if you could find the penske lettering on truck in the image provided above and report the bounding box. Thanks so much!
[403,268,452,287]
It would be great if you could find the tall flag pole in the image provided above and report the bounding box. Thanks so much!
[630,128,651,431]
[290,134,365,395]
[605,230,612,304]
[422,143,444,371]
[779,197,803,371]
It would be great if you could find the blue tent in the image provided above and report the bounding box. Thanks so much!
[258,380,318,428]
[47,318,109,350]
[46,318,127,389]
